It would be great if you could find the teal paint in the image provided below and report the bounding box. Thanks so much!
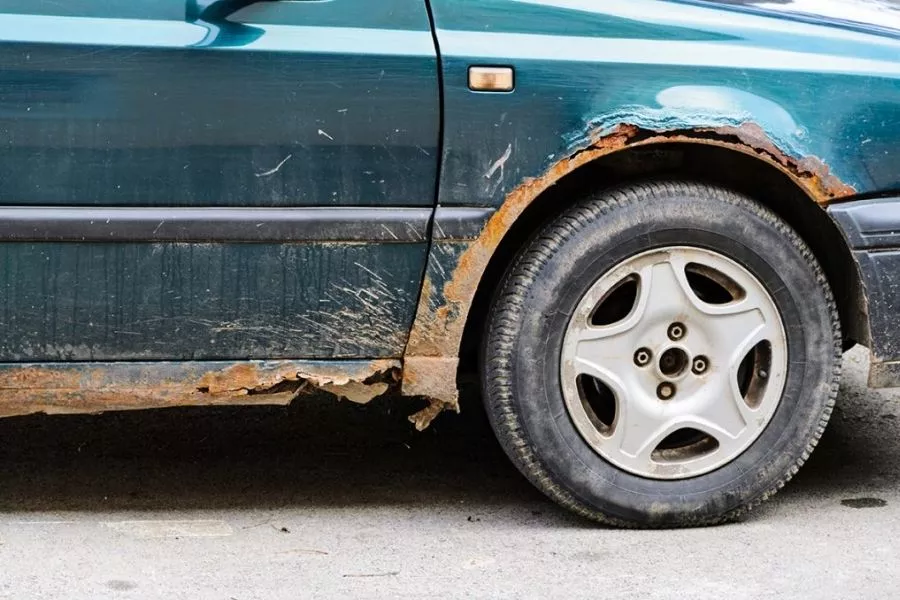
[0,242,427,361]
[2,0,900,365]
[0,0,439,207]
[429,0,900,206]
[0,0,440,361]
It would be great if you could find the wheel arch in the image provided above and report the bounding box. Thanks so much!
[402,131,868,428]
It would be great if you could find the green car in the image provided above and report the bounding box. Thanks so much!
[1,0,899,527]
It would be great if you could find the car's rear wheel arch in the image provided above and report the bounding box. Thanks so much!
[458,142,867,383]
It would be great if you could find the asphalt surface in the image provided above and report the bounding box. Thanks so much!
[0,346,897,599]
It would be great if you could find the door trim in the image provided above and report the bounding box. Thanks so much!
[0,206,496,243]
[0,206,437,242]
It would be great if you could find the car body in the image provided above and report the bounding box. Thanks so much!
[1,0,899,525]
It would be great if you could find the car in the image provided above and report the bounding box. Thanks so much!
[0,0,898,527]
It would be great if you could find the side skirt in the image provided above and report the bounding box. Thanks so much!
[0,359,400,419]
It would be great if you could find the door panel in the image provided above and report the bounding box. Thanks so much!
[0,0,440,361]
[0,242,426,360]
[0,1,439,207]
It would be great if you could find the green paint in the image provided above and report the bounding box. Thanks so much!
[1,0,899,364]
[0,242,426,360]
[429,0,900,206]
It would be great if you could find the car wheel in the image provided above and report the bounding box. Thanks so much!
[482,181,841,527]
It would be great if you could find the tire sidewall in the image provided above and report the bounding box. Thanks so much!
[503,188,836,524]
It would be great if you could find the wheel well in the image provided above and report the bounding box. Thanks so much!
[458,143,868,377]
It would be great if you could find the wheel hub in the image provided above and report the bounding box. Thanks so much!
[560,246,787,480]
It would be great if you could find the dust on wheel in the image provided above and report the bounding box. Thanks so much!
[482,181,841,528]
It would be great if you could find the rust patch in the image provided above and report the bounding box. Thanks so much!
[403,121,856,418]
[630,122,857,203]
[402,356,460,430]
[0,359,400,419]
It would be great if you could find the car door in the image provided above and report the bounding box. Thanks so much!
[0,0,440,361]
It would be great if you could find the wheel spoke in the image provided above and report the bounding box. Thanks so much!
[607,394,671,462]
[693,377,753,443]
[640,256,697,324]
[705,299,774,371]
[568,271,653,393]
[570,328,638,401]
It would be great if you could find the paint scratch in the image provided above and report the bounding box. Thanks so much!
[255,154,293,178]
[484,143,512,179]
[380,224,399,240]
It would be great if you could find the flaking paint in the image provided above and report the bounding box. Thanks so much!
[0,359,399,419]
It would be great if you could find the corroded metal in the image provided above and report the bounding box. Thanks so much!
[0,359,399,419]
[401,121,858,427]
[402,356,461,430]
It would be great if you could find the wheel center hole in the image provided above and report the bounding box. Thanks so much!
[659,347,689,377]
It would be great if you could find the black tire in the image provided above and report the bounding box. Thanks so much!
[482,181,841,528]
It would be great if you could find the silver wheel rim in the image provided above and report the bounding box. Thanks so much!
[560,246,787,480]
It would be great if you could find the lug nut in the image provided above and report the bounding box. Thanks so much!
[668,322,686,341]
[692,356,709,375]
[657,382,676,400]
[634,348,652,367]
[758,369,769,379]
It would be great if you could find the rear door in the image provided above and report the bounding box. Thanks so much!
[0,0,439,360]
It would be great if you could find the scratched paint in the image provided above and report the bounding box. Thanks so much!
[0,242,426,361]
[431,0,900,212]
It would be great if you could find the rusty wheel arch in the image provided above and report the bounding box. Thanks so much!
[403,124,869,428]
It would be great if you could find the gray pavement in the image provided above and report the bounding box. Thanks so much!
[0,346,897,599]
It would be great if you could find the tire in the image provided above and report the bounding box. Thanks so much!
[482,181,841,527]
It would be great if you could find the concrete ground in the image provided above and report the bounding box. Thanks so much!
[0,346,897,599]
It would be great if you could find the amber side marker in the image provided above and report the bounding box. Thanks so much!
[468,66,515,92]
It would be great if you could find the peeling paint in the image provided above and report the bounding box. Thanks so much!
[0,359,399,419]
[575,121,855,203]
[408,397,453,431]
[403,120,857,417]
